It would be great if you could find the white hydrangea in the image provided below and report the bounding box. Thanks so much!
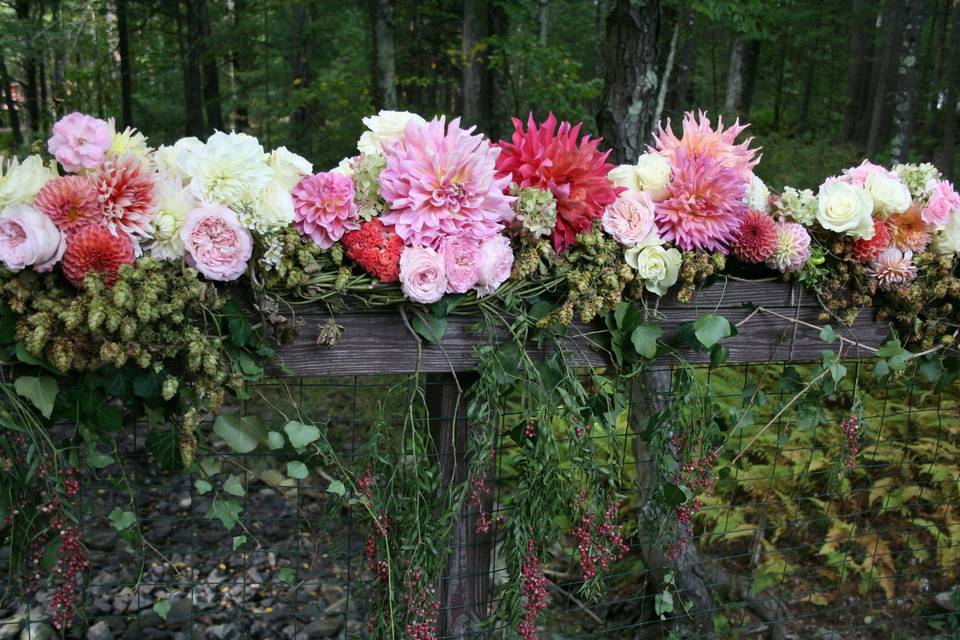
[177,131,274,208]
[0,155,57,207]
[775,186,819,225]
[259,232,285,271]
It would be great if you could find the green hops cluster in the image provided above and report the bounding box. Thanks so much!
[512,186,558,238]
[675,251,726,303]
[257,226,329,293]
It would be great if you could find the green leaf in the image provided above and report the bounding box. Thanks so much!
[663,484,687,507]
[267,431,285,450]
[276,567,296,585]
[710,344,730,366]
[287,461,309,480]
[411,312,447,345]
[214,414,267,454]
[15,342,46,367]
[232,535,247,550]
[228,316,254,348]
[194,479,213,495]
[146,430,182,471]
[14,376,58,418]
[630,323,662,359]
[222,474,246,497]
[693,314,731,349]
[132,370,164,401]
[327,480,346,497]
[283,421,321,449]
[153,600,172,621]
[206,497,243,530]
[108,507,137,532]
[819,325,837,344]
[86,450,115,469]
[199,457,222,477]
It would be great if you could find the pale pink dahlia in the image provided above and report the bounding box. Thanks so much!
[292,172,360,249]
[732,210,777,263]
[654,148,747,252]
[870,248,917,291]
[380,116,513,247]
[765,221,811,273]
[95,155,156,241]
[34,176,101,234]
[650,111,760,180]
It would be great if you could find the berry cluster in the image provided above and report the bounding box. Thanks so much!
[664,499,703,562]
[841,415,860,469]
[518,541,551,640]
[401,567,439,640]
[572,500,629,580]
[468,472,493,535]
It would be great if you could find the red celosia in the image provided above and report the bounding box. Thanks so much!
[496,113,623,252]
[850,219,891,263]
[34,176,101,234]
[342,219,404,283]
[732,210,778,263]
[61,225,135,287]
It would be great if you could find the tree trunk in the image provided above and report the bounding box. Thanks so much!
[866,0,904,158]
[229,0,249,130]
[668,9,697,119]
[841,0,874,143]
[0,54,24,148]
[487,0,510,141]
[537,0,549,46]
[198,0,225,132]
[798,51,818,131]
[461,0,490,131]
[889,0,925,163]
[596,0,660,164]
[15,0,40,132]
[369,0,398,110]
[936,0,959,178]
[50,0,65,119]
[740,40,761,117]
[772,42,786,131]
[183,0,206,137]
[653,15,680,129]
[117,0,134,129]
[290,2,315,157]
[723,36,746,114]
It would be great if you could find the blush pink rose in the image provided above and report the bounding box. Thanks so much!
[601,190,657,246]
[922,180,960,227]
[439,236,480,294]
[399,246,447,304]
[180,203,253,281]
[475,235,514,297]
[47,112,113,173]
[0,204,66,272]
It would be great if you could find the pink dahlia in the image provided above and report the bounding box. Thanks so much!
[95,155,156,241]
[922,180,960,227]
[732,210,777,263]
[61,225,135,287]
[650,111,759,180]
[496,113,621,252]
[766,221,811,273]
[47,112,113,173]
[654,148,747,252]
[34,176,101,234]
[292,172,359,249]
[850,219,891,263]
[870,248,917,291]
[380,116,513,247]
[886,205,930,252]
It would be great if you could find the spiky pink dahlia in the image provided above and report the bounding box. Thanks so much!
[651,111,760,180]
[379,116,513,247]
[732,210,777,263]
[34,176,100,234]
[654,148,747,252]
[870,248,917,291]
[496,113,622,252]
[95,155,156,241]
[292,172,360,249]
[766,221,811,273]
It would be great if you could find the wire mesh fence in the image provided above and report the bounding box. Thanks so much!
[1,359,959,639]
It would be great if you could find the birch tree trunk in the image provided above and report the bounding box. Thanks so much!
[538,0,549,47]
[117,0,134,129]
[724,36,746,114]
[866,0,903,158]
[889,0,924,163]
[596,0,660,164]
[841,0,874,143]
[936,0,959,177]
[182,0,206,137]
[370,0,398,110]
[653,15,680,128]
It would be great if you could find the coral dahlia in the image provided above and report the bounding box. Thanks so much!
[342,219,404,283]
[496,113,621,252]
[850,219,891,263]
[870,248,917,291]
[654,148,747,252]
[651,111,760,181]
[380,116,513,247]
[885,205,931,252]
[732,210,777,263]
[61,225,135,287]
[34,176,100,234]
[95,155,156,241]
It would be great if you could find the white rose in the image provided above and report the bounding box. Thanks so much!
[865,172,911,217]
[745,173,770,212]
[0,156,57,207]
[932,211,960,255]
[624,239,681,296]
[817,180,875,239]
[608,153,671,202]
[252,181,296,231]
[268,146,313,190]
[358,110,427,155]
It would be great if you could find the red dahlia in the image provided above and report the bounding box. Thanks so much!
[34,176,101,234]
[342,219,403,283]
[496,113,623,253]
[732,210,778,263]
[61,225,135,287]
[850,219,891,264]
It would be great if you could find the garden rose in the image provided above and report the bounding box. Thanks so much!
[624,239,681,296]
[865,172,911,216]
[439,236,480,294]
[608,153,671,202]
[0,204,66,272]
[601,190,657,246]
[400,246,447,304]
[358,110,427,156]
[475,235,514,297]
[922,180,960,228]
[932,211,960,255]
[268,147,313,190]
[47,112,113,172]
[817,180,875,239]
[251,181,296,232]
[179,203,253,281]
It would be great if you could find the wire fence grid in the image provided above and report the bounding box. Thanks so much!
[1,359,959,639]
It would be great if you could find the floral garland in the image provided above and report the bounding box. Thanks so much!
[1,108,959,636]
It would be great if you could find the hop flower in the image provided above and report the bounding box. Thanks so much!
[651,111,760,180]
[380,116,514,247]
[850,219,891,263]
[95,155,156,241]
[34,176,101,234]
[885,205,931,252]
[732,210,777,263]
[342,219,404,283]
[512,186,558,238]
[292,172,360,249]
[870,248,917,290]
[61,225,135,287]
[496,113,621,252]
[766,221,811,273]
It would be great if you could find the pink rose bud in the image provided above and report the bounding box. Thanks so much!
[399,246,447,304]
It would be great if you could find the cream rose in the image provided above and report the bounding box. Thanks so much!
[0,203,66,272]
[399,246,447,304]
[358,110,427,156]
[624,239,681,296]
[608,153,671,202]
[865,172,911,217]
[252,181,296,232]
[817,180,875,239]
[932,212,960,255]
[268,147,313,190]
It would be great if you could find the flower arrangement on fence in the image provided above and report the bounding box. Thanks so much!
[1,108,959,636]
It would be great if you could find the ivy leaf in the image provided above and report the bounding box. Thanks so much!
[819,325,837,344]
[86,450,115,469]
[283,421,321,449]
[710,344,730,366]
[222,474,246,497]
[146,430,182,471]
[14,376,58,418]
[214,414,267,454]
[411,312,447,345]
[108,507,137,532]
[206,497,243,530]
[132,370,164,401]
[287,461,309,480]
[327,480,346,497]
[693,314,731,349]
[276,567,296,585]
[153,600,172,621]
[194,479,213,495]
[267,431,285,450]
[630,323,662,359]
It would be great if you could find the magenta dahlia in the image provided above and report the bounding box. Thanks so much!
[651,111,760,181]
[292,172,360,249]
[95,155,156,241]
[732,210,778,263]
[34,176,100,234]
[379,116,513,247]
[496,113,622,252]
